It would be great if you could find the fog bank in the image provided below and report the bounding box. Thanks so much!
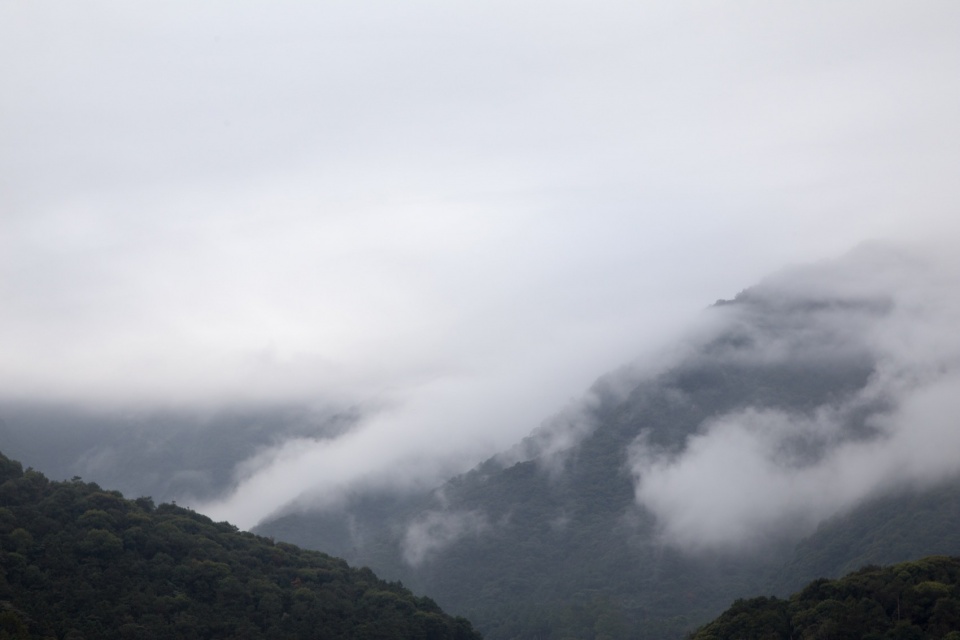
[630,247,960,552]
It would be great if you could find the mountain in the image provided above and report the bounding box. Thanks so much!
[256,247,960,639]
[690,555,960,639]
[767,480,960,590]
[0,403,357,505]
[0,450,480,640]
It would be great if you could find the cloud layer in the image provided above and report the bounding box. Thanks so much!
[2,3,960,528]
[630,247,960,552]
[402,510,490,567]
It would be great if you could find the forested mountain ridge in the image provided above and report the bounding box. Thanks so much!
[4,249,957,639]
[772,482,960,595]
[0,451,480,640]
[691,556,960,639]
[258,249,960,640]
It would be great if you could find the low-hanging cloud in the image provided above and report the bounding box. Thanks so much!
[629,246,960,552]
[498,392,602,476]
[401,510,490,566]
[194,364,615,529]
[3,3,960,535]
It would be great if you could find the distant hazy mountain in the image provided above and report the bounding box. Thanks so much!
[257,246,960,639]
[0,403,357,504]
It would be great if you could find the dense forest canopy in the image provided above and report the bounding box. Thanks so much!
[691,556,960,640]
[0,451,480,640]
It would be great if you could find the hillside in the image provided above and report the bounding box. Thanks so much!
[0,451,480,640]
[257,250,960,639]
[773,482,960,595]
[257,294,876,636]
[691,556,960,639]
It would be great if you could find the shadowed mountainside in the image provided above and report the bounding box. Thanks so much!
[258,250,960,639]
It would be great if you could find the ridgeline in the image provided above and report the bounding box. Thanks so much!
[0,451,480,640]
[691,556,960,639]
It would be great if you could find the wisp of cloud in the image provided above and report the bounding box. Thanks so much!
[629,244,960,552]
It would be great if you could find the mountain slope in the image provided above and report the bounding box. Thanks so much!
[691,556,960,640]
[773,482,960,594]
[0,451,479,640]
[258,248,960,639]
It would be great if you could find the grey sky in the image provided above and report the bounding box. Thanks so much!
[3,2,959,527]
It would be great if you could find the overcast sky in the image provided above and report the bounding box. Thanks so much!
[3,2,960,526]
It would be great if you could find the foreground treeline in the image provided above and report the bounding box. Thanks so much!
[0,451,480,640]
[691,556,960,640]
